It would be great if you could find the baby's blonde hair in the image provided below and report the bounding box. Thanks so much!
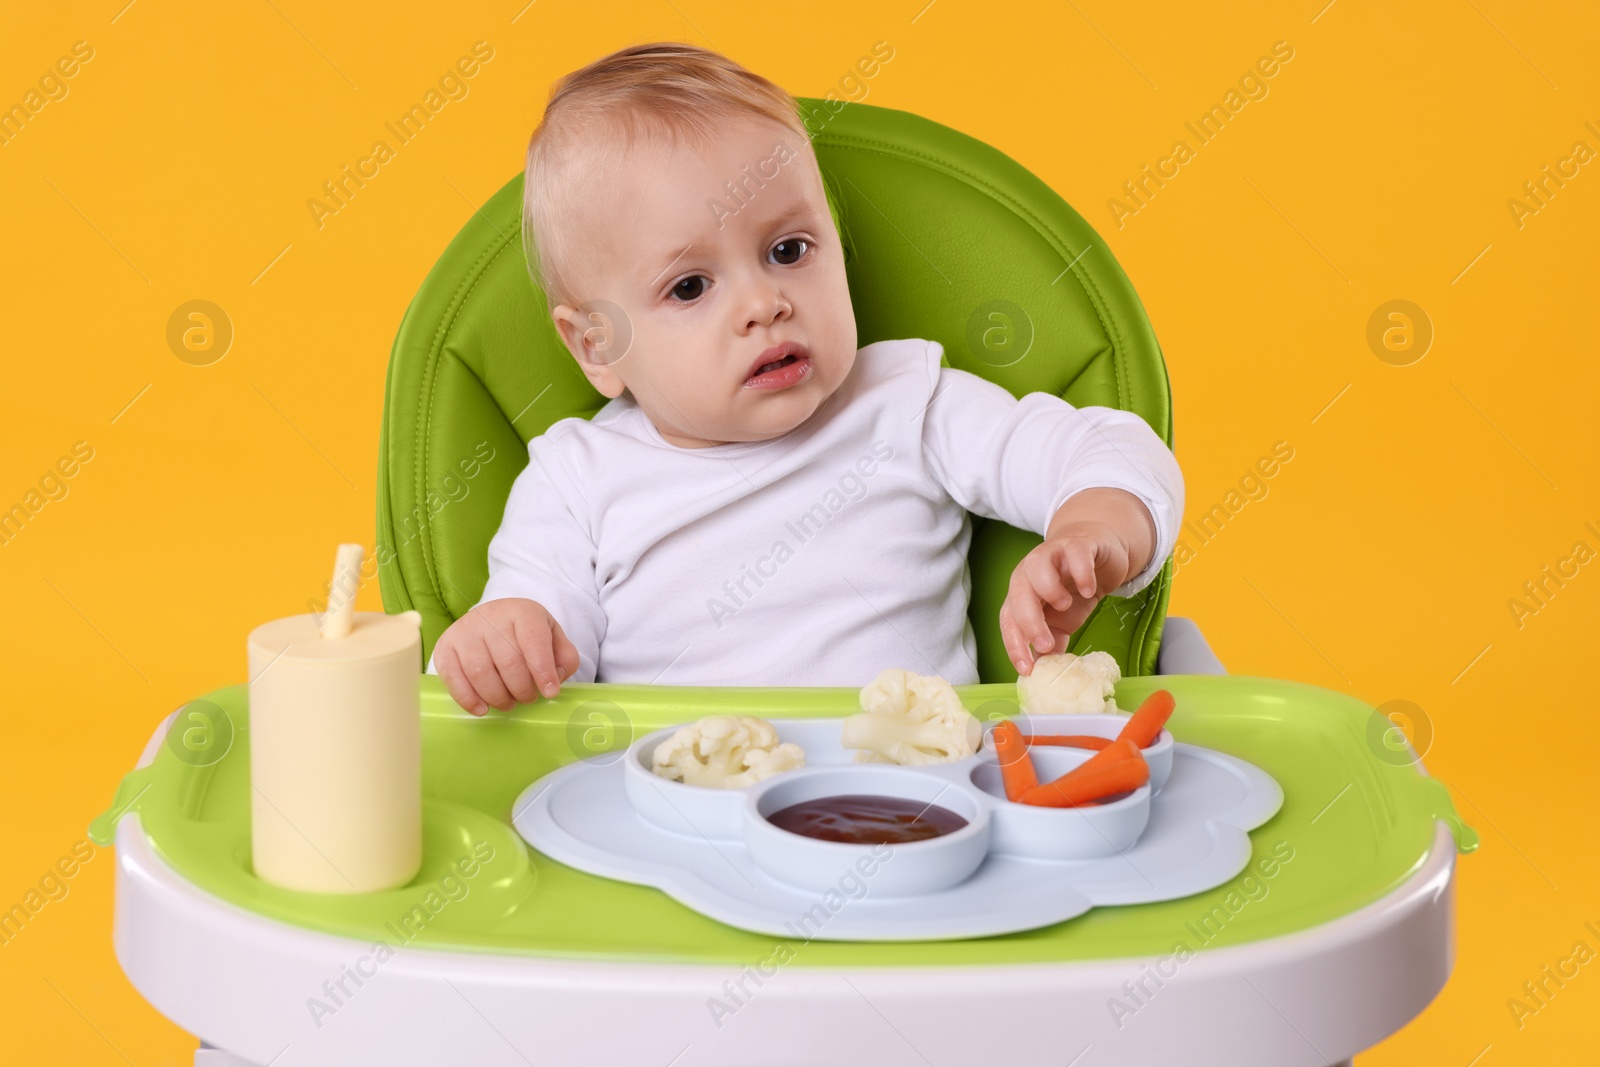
[521,42,826,310]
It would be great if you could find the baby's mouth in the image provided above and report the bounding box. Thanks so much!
[743,342,811,388]
[751,354,798,377]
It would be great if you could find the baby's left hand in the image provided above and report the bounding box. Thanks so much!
[999,518,1134,676]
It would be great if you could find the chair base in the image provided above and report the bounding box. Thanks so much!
[1157,615,1226,675]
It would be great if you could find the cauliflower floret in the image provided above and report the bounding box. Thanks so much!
[841,668,982,766]
[1016,651,1121,715]
[650,715,805,788]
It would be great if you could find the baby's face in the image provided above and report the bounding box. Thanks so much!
[550,116,857,448]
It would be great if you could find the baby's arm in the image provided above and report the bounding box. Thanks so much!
[434,442,605,713]
[434,598,581,715]
[1000,486,1158,675]
[919,350,1183,674]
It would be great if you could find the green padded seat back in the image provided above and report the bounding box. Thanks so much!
[378,99,1175,682]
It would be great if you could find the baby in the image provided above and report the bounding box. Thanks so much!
[429,42,1184,715]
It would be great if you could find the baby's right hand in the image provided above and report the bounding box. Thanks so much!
[433,598,581,716]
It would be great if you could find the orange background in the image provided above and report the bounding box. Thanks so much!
[2,1,1596,1062]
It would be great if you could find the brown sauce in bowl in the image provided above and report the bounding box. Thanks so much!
[766,794,968,844]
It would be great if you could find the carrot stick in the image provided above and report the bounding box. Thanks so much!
[1018,738,1147,807]
[1118,689,1175,749]
[1025,734,1113,751]
[1020,752,1149,808]
[992,720,1038,802]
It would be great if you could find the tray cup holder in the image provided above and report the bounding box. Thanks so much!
[228,800,538,932]
[971,745,1152,861]
[743,766,991,898]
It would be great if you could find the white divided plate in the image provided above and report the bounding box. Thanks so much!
[511,721,1282,941]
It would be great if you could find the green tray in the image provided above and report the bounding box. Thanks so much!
[93,675,1475,965]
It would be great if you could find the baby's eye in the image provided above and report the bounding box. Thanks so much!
[668,275,708,302]
[770,238,810,266]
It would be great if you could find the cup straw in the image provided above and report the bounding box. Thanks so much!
[320,543,364,640]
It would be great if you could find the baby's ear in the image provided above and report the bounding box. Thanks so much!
[551,302,628,399]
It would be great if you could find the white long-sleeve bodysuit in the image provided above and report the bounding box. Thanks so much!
[430,338,1184,687]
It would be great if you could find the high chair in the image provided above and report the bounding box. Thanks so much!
[97,98,1474,1066]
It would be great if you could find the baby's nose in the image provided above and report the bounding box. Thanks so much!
[743,287,791,330]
